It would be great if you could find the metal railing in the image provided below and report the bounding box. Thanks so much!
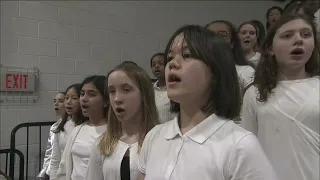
[0,148,24,180]
[9,121,55,180]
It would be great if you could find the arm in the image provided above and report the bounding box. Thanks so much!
[228,134,278,180]
[38,124,56,177]
[84,144,104,180]
[49,132,61,180]
[241,86,258,135]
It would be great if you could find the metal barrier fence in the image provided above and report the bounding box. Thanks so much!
[9,121,55,180]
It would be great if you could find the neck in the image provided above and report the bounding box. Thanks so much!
[120,114,141,144]
[244,49,256,60]
[88,113,106,126]
[121,120,140,136]
[71,115,76,122]
[179,103,210,134]
[157,78,166,88]
[278,66,308,81]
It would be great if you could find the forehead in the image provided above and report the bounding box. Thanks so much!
[55,93,65,99]
[240,24,256,31]
[66,87,77,95]
[269,8,281,14]
[152,55,164,62]
[208,22,230,32]
[108,70,135,86]
[276,19,311,34]
[82,82,98,91]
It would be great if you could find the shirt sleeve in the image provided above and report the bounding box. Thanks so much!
[49,132,61,180]
[42,124,56,172]
[84,142,104,180]
[228,134,279,180]
[241,86,258,135]
[137,125,162,174]
[241,66,255,88]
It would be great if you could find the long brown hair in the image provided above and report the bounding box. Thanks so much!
[254,14,320,102]
[99,63,160,156]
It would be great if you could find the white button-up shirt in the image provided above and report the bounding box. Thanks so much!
[85,141,139,180]
[153,81,175,123]
[138,113,278,180]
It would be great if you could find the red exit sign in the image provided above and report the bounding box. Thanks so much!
[1,72,36,92]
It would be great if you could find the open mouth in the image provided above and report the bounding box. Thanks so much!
[290,48,304,56]
[54,108,59,111]
[168,74,181,83]
[115,107,125,113]
[81,105,89,111]
[244,40,250,44]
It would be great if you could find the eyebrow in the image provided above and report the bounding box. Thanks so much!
[280,27,312,34]
[108,83,132,88]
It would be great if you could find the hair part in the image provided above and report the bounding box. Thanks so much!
[165,25,242,119]
[99,63,160,156]
[254,14,320,102]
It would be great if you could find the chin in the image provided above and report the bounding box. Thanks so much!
[167,94,182,104]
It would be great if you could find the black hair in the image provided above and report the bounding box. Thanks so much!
[266,6,283,30]
[150,52,165,67]
[205,20,253,67]
[165,25,242,119]
[251,20,266,51]
[53,83,87,133]
[121,61,138,66]
[284,0,305,10]
[283,1,315,19]
[80,75,108,118]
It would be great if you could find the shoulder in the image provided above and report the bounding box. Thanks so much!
[244,84,258,97]
[219,121,253,142]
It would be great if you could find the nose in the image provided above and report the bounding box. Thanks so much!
[81,94,88,103]
[168,57,181,70]
[293,34,303,45]
[114,92,123,105]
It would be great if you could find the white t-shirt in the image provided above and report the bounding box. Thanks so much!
[235,65,255,89]
[241,77,320,180]
[248,52,261,67]
[71,124,106,180]
[138,113,278,180]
